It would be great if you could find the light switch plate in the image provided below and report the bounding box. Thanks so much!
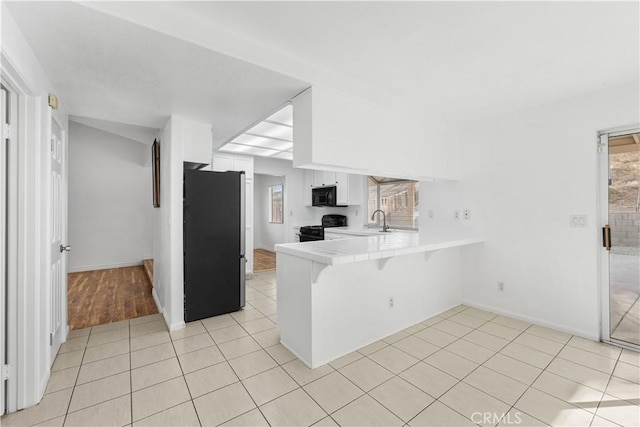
[570,215,587,228]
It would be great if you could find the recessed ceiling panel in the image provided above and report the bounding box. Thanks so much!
[246,121,293,142]
[233,134,293,151]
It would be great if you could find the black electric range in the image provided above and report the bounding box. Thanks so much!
[299,214,347,242]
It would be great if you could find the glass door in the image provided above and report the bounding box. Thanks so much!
[601,129,640,348]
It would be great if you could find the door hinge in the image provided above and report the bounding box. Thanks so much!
[50,333,53,346]
[2,365,9,380]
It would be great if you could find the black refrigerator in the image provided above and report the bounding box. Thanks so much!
[183,167,246,322]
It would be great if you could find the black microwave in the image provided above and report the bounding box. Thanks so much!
[312,186,338,207]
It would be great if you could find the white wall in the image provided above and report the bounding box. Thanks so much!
[68,122,153,271]
[1,3,69,410]
[254,174,287,251]
[447,82,639,339]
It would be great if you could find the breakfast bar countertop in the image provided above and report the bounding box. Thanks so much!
[275,224,483,265]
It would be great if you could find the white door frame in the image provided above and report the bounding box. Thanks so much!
[598,124,640,348]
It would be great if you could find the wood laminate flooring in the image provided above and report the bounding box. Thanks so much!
[67,265,158,330]
[254,248,276,272]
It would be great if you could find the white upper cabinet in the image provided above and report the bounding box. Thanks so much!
[304,169,364,206]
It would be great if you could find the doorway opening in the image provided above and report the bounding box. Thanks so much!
[253,174,286,272]
[600,128,640,349]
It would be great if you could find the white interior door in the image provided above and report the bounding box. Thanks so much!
[1,84,7,416]
[49,116,67,361]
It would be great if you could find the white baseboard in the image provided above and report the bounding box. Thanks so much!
[68,260,143,273]
[461,299,599,341]
[151,288,162,314]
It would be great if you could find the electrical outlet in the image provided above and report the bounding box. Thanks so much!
[463,210,471,220]
[498,281,505,292]
[569,215,587,228]
[454,210,461,220]
[388,297,394,309]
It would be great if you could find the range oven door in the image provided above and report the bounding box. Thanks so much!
[312,186,336,207]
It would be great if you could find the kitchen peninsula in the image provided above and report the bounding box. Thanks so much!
[275,226,483,368]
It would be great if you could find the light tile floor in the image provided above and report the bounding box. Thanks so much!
[2,271,639,427]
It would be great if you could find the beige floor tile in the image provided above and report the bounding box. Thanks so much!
[172,332,214,355]
[221,408,269,426]
[59,335,89,354]
[567,336,622,360]
[499,342,554,369]
[605,375,640,402]
[532,372,604,413]
[228,349,278,379]
[437,308,460,319]
[382,331,410,344]
[338,357,394,391]
[590,415,623,426]
[90,319,129,334]
[497,409,548,426]
[0,389,72,427]
[130,319,167,338]
[64,394,131,426]
[328,351,364,370]
[370,376,434,422]
[130,313,163,326]
[526,325,572,343]
[484,353,542,385]
[432,319,474,338]
[242,366,299,405]
[68,327,91,338]
[463,366,528,405]
[194,382,256,426]
[168,321,205,341]
[462,307,497,321]
[613,361,640,383]
[132,357,183,391]
[130,331,171,352]
[132,376,191,422]
[595,395,640,426]
[282,359,334,386]
[201,314,238,331]
[35,415,65,426]
[210,325,250,344]
[441,381,511,427]
[178,345,225,373]
[250,298,276,308]
[424,349,478,380]
[257,303,278,317]
[368,345,419,374]
[219,336,262,360]
[399,361,458,398]
[231,308,265,323]
[414,327,458,347]
[332,394,403,426]
[358,340,389,355]
[241,317,276,334]
[83,338,130,363]
[131,342,176,369]
[558,346,617,375]
[490,315,532,331]
[514,332,564,355]
[402,322,428,335]
[260,388,326,427]
[77,353,129,385]
[546,358,611,392]
[265,343,297,365]
[445,339,495,364]
[409,400,476,426]
[393,336,439,360]
[45,365,79,394]
[134,401,200,427]
[303,371,363,413]
[477,322,522,340]
[68,371,130,412]
[515,388,594,427]
[619,348,640,367]
[420,316,445,327]
[87,327,129,347]
[251,328,280,348]
[51,349,84,372]
[462,330,509,351]
[448,312,488,328]
[185,360,239,397]
[312,416,339,426]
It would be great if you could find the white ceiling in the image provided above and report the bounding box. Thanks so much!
[7,1,639,140]
[69,116,158,146]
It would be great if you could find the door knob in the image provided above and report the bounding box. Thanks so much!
[60,244,71,253]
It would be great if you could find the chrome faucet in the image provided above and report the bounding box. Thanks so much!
[371,209,390,232]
